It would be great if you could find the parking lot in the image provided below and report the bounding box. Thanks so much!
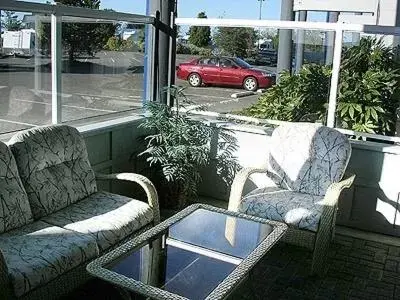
[0,51,272,135]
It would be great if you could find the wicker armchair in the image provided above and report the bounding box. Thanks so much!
[228,123,355,275]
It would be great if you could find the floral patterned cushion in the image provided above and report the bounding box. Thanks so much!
[0,221,98,297]
[239,186,325,232]
[0,141,33,233]
[267,123,351,196]
[43,191,154,252]
[8,125,97,219]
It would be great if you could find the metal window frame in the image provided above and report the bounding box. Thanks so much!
[1,0,155,23]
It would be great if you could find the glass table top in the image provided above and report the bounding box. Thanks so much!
[105,208,274,300]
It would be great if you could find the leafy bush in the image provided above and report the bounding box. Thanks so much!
[337,38,400,134]
[105,36,121,51]
[241,37,400,136]
[104,36,144,52]
[176,43,212,56]
[241,64,331,122]
[139,86,239,208]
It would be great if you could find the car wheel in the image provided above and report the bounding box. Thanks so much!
[243,76,258,91]
[188,73,202,87]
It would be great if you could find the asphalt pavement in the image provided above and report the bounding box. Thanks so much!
[0,51,268,135]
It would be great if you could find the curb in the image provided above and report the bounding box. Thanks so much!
[230,91,255,98]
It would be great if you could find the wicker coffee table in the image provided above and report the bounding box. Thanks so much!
[87,204,287,300]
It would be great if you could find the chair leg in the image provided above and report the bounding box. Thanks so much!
[311,218,334,275]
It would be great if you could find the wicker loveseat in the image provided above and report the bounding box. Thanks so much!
[0,125,160,300]
[228,122,355,274]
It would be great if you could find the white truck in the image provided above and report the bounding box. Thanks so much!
[1,29,35,57]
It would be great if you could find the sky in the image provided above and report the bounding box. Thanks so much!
[99,0,282,20]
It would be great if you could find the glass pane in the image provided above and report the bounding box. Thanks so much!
[175,26,332,125]
[336,31,400,139]
[105,208,274,299]
[169,208,273,258]
[0,11,51,134]
[60,17,145,123]
[109,241,236,300]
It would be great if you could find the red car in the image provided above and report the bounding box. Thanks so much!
[176,56,275,91]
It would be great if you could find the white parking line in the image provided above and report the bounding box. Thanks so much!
[103,52,107,56]
[130,56,142,63]
[121,53,126,56]
[110,58,115,63]
[63,104,116,113]
[12,98,117,113]
[185,93,230,100]
[0,118,37,126]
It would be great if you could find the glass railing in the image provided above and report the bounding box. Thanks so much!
[0,2,154,135]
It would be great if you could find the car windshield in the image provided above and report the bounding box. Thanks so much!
[232,58,252,69]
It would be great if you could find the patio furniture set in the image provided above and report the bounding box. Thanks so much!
[0,122,354,300]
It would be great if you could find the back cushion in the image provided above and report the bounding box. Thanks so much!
[267,123,351,196]
[8,125,97,219]
[0,141,33,233]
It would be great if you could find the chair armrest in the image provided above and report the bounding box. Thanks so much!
[228,167,269,212]
[322,174,356,207]
[96,173,160,224]
[0,249,13,300]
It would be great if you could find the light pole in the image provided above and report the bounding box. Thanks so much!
[257,0,266,50]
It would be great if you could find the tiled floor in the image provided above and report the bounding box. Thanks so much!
[66,234,400,300]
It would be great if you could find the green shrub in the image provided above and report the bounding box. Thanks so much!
[241,64,331,122]
[176,43,212,56]
[241,37,400,136]
[337,38,400,135]
[104,36,122,51]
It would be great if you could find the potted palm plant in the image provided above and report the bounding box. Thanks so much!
[138,86,239,209]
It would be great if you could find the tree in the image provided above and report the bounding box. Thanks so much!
[188,12,211,48]
[1,11,23,31]
[213,27,256,58]
[40,0,117,61]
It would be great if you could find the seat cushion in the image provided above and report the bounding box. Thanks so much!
[267,123,351,196]
[43,191,154,252]
[239,187,325,232]
[8,125,97,219]
[0,141,33,233]
[0,221,98,297]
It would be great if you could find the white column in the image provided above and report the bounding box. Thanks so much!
[326,28,343,128]
[51,13,62,124]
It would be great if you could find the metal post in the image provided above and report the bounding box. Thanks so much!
[326,28,343,128]
[325,11,339,65]
[295,10,307,73]
[152,12,160,103]
[277,0,294,75]
[144,0,154,102]
[167,8,177,107]
[51,13,62,124]
[147,0,174,104]
[257,0,265,50]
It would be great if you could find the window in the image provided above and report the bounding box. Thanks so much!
[0,3,153,135]
[219,58,233,68]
